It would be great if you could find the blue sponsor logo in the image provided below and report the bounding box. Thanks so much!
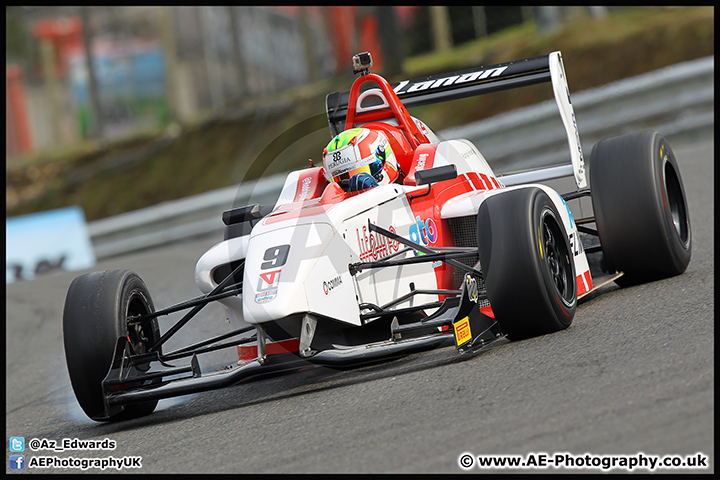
[561,198,575,229]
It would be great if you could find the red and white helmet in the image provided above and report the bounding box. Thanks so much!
[322,128,397,185]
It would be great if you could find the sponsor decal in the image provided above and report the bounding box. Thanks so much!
[571,113,585,170]
[255,245,290,304]
[357,223,400,263]
[393,66,509,95]
[454,316,472,345]
[559,199,583,255]
[561,198,575,229]
[322,274,344,296]
[660,144,671,163]
[460,148,475,160]
[255,290,278,304]
[568,232,583,256]
[375,138,389,161]
[256,269,281,304]
[258,269,281,290]
[326,146,357,177]
[409,215,437,248]
[416,153,429,171]
[296,176,312,201]
[415,119,430,136]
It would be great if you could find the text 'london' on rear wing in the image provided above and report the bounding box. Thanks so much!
[326,51,587,189]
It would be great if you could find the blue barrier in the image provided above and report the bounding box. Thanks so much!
[6,206,96,283]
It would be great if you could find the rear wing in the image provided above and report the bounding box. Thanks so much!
[326,51,586,189]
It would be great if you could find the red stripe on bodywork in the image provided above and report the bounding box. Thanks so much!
[468,175,484,190]
[265,183,365,224]
[479,173,495,190]
[476,174,488,189]
[264,198,331,225]
[236,338,300,365]
[479,305,495,319]
[576,274,588,296]
[576,270,593,296]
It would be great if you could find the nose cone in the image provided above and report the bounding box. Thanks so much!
[243,222,333,324]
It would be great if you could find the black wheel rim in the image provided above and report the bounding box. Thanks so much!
[126,291,155,371]
[664,160,690,247]
[541,210,574,305]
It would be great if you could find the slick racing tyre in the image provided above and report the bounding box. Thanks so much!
[477,187,576,340]
[589,131,691,286]
[63,270,161,421]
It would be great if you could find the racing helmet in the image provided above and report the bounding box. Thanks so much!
[322,128,397,187]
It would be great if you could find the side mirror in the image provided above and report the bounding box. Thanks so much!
[222,203,262,226]
[415,164,458,186]
[409,165,458,201]
[222,203,264,240]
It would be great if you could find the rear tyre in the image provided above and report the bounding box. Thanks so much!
[63,270,160,421]
[477,187,576,340]
[589,131,691,286]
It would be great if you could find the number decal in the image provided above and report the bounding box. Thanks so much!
[261,245,290,270]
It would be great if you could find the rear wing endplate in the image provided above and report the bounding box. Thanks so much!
[326,51,586,189]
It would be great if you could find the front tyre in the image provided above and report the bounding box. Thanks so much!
[589,131,691,286]
[477,187,576,340]
[63,270,160,421]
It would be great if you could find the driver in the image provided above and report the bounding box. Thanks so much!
[322,128,398,192]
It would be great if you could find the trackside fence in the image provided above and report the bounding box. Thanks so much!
[88,56,713,259]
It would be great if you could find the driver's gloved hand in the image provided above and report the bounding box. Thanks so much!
[347,172,379,192]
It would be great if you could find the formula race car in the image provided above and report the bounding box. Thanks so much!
[63,51,691,422]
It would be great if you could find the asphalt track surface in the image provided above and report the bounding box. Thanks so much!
[6,136,713,474]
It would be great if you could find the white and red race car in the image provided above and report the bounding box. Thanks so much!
[63,51,691,421]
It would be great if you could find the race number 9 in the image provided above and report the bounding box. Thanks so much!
[261,245,290,270]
